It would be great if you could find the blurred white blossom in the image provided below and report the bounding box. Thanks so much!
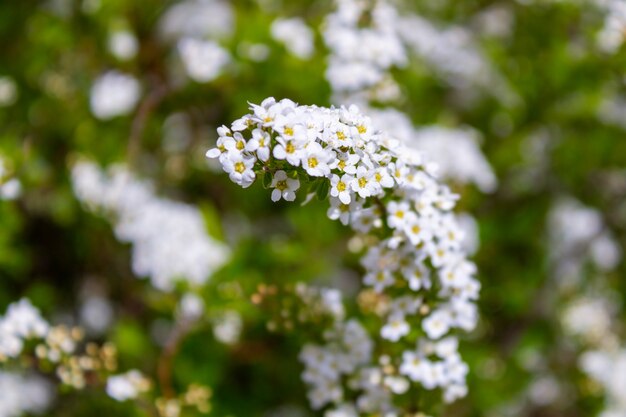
[90,71,140,120]
[178,38,230,83]
[108,29,139,61]
[158,0,234,41]
[106,370,150,402]
[72,161,230,291]
[212,310,242,345]
[0,76,18,107]
[271,18,315,59]
[0,371,53,417]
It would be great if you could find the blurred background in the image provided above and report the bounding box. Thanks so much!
[1,0,626,416]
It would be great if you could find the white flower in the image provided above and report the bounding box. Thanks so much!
[381,314,410,342]
[404,215,433,245]
[400,350,426,382]
[213,310,242,345]
[330,173,354,204]
[350,166,376,198]
[273,136,304,166]
[332,152,360,174]
[372,166,394,188]
[387,201,411,229]
[271,170,300,202]
[178,38,230,83]
[390,296,422,316]
[301,142,334,177]
[363,270,395,293]
[271,18,315,59]
[327,196,352,225]
[403,263,430,291]
[0,76,18,107]
[423,309,452,340]
[90,71,140,120]
[178,293,205,320]
[246,129,271,161]
[108,29,138,60]
[222,152,256,188]
[106,370,150,402]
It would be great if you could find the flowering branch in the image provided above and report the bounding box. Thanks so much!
[206,97,480,415]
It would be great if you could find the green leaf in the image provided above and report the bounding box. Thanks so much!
[316,179,329,200]
[262,171,273,189]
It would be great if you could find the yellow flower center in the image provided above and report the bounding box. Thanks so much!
[286,142,295,154]
[375,172,382,182]
[411,225,420,234]
[276,180,287,191]
[357,125,367,134]
[358,177,367,188]
[284,126,294,136]
[235,162,245,174]
[236,140,245,151]
[395,210,404,219]
[337,181,346,192]
[337,160,346,170]
[308,157,319,168]
[336,131,346,140]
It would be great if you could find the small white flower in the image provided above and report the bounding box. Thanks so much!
[271,170,300,202]
[273,136,304,166]
[178,38,230,83]
[330,173,354,204]
[301,142,334,177]
[222,152,256,188]
[372,166,394,188]
[363,270,395,293]
[246,129,271,161]
[404,215,433,245]
[106,370,150,402]
[90,71,140,120]
[350,166,376,198]
[400,350,426,381]
[423,309,452,340]
[331,152,360,174]
[381,314,410,342]
[387,201,412,229]
[327,196,352,225]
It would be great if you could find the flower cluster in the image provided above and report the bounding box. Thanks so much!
[0,298,49,360]
[206,97,480,413]
[0,298,119,391]
[323,0,406,102]
[72,161,230,291]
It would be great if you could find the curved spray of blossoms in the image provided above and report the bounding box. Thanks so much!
[207,98,480,414]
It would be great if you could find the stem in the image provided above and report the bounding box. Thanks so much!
[157,318,192,398]
[127,80,169,167]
